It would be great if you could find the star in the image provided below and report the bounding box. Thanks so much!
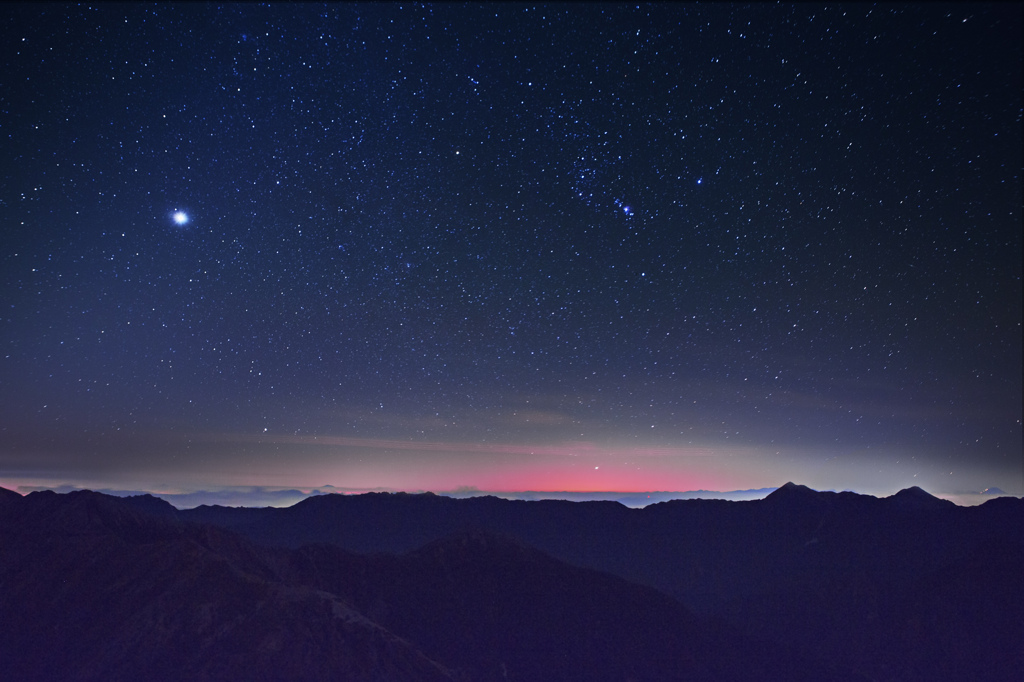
[172,211,189,225]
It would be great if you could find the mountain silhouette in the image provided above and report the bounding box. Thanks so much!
[0,486,865,681]
[284,530,845,681]
[0,488,457,681]
[883,485,955,511]
[179,482,1023,680]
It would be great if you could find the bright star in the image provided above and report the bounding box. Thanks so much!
[172,211,189,225]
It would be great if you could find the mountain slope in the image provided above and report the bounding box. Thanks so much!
[284,531,849,681]
[178,483,1024,680]
[0,489,459,682]
[0,487,855,681]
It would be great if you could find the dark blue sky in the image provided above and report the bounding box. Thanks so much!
[1,3,1020,498]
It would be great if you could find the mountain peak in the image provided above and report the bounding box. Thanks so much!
[0,485,23,511]
[886,486,953,510]
[764,482,819,503]
[0,485,23,499]
[120,493,179,516]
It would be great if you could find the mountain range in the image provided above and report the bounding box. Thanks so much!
[1,483,1020,680]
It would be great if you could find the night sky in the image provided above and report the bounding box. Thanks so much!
[1,3,1021,502]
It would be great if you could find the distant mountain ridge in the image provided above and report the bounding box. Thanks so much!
[443,486,780,506]
[179,482,1024,680]
[2,483,1021,680]
[6,484,783,509]
[0,485,846,681]
[12,482,1014,510]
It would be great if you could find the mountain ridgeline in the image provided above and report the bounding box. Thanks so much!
[1,483,1020,680]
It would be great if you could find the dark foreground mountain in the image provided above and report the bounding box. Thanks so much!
[183,482,1024,680]
[0,489,458,681]
[0,487,844,681]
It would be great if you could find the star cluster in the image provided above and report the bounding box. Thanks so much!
[1,4,1020,495]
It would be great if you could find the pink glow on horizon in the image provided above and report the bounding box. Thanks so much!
[317,448,745,494]
[176,431,754,492]
[0,432,768,495]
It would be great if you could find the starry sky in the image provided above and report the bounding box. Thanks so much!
[1,3,1021,501]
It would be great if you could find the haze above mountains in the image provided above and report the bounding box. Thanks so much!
[1,483,1020,681]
